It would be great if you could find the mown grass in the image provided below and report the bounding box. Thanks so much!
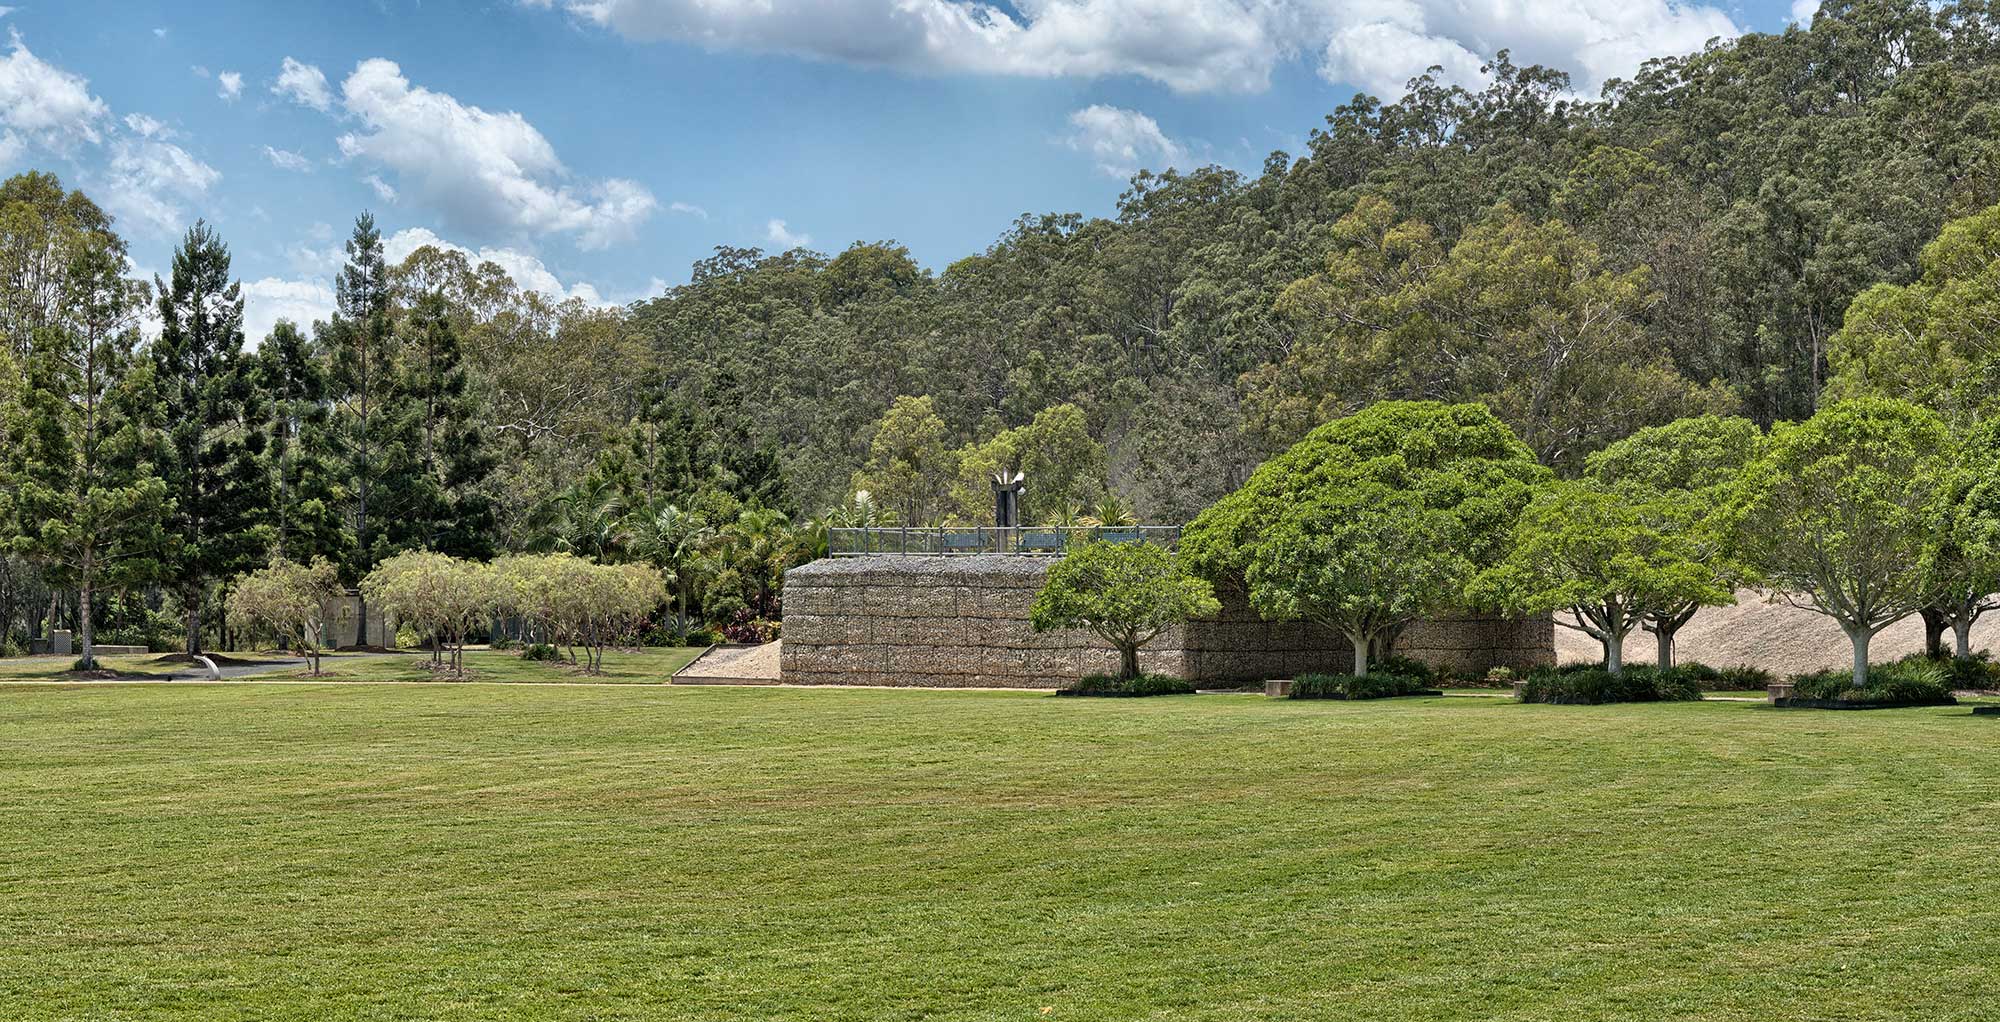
[0,686,1996,1020]
[0,646,702,684]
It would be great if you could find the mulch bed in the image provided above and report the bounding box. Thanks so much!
[1773,696,1958,710]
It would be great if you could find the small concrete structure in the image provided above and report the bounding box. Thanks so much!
[781,555,1553,689]
[50,630,72,656]
[317,591,391,649]
[1265,679,1294,698]
[1767,680,1795,703]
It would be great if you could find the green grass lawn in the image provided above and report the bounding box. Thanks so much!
[1,686,1996,1021]
[0,646,703,684]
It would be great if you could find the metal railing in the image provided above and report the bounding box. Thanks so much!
[827,525,1182,557]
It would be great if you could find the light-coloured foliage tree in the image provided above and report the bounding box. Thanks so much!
[226,557,344,675]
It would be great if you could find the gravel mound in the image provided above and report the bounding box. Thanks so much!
[678,641,782,680]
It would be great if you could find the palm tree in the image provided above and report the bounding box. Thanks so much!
[533,479,629,562]
[1079,493,1137,528]
[631,502,714,615]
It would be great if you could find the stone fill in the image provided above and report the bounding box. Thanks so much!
[781,555,1553,688]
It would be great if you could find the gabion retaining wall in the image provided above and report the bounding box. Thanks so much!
[780,555,1553,689]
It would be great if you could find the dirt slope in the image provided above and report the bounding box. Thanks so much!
[1552,589,2000,673]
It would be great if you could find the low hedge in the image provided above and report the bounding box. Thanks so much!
[1786,655,1956,706]
[1670,661,1775,691]
[1057,673,1197,697]
[1289,671,1440,700]
[1517,663,1702,705]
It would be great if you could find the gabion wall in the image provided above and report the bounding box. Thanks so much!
[780,555,1554,689]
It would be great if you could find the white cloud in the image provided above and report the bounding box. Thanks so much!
[766,218,811,248]
[123,112,172,139]
[0,29,108,152]
[363,173,397,202]
[242,277,336,344]
[263,145,312,172]
[98,135,221,235]
[216,70,243,101]
[331,58,656,248]
[1791,0,1817,25]
[1064,104,1183,177]
[272,56,333,111]
[538,0,1738,96]
[669,200,708,219]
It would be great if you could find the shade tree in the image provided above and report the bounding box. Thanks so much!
[1474,481,1734,675]
[1729,398,1955,687]
[1584,415,1764,667]
[1030,540,1218,681]
[1246,481,1470,676]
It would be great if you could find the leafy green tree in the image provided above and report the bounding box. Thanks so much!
[1730,398,1954,687]
[1247,482,1470,676]
[1476,482,1734,675]
[1252,199,1732,468]
[853,395,956,526]
[1184,401,1549,591]
[151,222,268,653]
[256,320,347,564]
[950,403,1107,525]
[1030,540,1219,681]
[8,232,166,668]
[0,171,121,360]
[1584,416,1764,667]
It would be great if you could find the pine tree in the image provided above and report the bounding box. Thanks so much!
[400,291,494,558]
[151,221,268,653]
[323,214,420,640]
[257,319,348,564]
[8,233,168,668]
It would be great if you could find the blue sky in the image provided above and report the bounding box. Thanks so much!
[0,0,1802,340]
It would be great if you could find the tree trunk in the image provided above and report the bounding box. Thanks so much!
[1654,627,1673,670]
[77,553,94,671]
[1847,627,1871,688]
[1118,643,1140,681]
[1919,607,1947,658]
[1606,630,1624,676]
[184,587,202,655]
[1351,634,1370,677]
[1954,618,1973,660]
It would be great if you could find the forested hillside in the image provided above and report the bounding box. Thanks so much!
[3,0,1998,650]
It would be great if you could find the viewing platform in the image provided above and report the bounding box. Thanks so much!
[826,525,1181,557]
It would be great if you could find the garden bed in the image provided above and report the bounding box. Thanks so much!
[1774,696,1957,710]
[1055,674,1196,697]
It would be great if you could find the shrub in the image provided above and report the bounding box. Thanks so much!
[1517,663,1702,704]
[1060,673,1197,697]
[0,637,21,658]
[1290,671,1438,700]
[1371,654,1437,684]
[1482,666,1516,688]
[1788,655,1955,704]
[1938,652,2000,690]
[522,643,560,662]
[683,628,722,647]
[1715,664,1776,690]
[489,637,518,651]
